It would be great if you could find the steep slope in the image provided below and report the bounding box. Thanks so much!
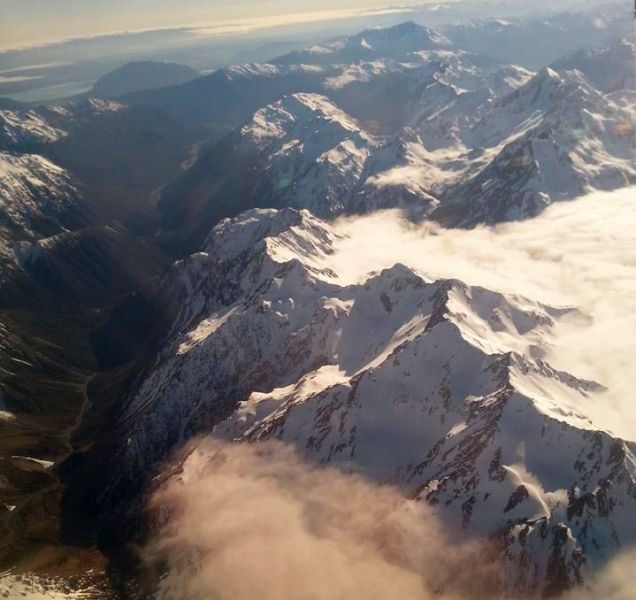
[0,108,68,149]
[326,50,532,135]
[0,152,86,280]
[63,207,636,595]
[0,100,121,152]
[435,68,636,225]
[0,94,198,582]
[123,63,326,126]
[352,56,534,211]
[233,93,374,216]
[0,98,199,231]
[0,142,171,582]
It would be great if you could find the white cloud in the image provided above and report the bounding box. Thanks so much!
[146,439,636,600]
[145,440,501,600]
[325,187,636,440]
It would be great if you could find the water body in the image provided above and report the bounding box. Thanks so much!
[5,80,92,102]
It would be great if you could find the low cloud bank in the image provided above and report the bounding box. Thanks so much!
[564,549,636,600]
[145,440,636,600]
[328,187,636,440]
[145,440,502,600]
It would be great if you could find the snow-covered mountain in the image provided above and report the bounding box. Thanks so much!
[0,99,124,151]
[0,96,196,279]
[230,93,375,216]
[435,66,636,224]
[166,33,634,231]
[2,7,634,598]
[443,3,628,68]
[0,151,85,279]
[101,206,635,596]
[159,49,525,228]
[552,39,636,94]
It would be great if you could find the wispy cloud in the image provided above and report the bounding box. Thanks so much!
[146,438,636,599]
[145,439,502,600]
[189,6,417,37]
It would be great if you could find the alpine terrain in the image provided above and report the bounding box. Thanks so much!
[0,1,634,598]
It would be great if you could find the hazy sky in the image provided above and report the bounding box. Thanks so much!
[0,0,401,49]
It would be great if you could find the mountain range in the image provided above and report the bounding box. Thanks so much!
[0,2,634,597]
[156,34,635,246]
[130,207,635,596]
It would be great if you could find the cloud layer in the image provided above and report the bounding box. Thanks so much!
[145,440,503,600]
[327,187,636,440]
[145,439,636,600]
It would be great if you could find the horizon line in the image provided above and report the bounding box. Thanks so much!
[0,3,431,55]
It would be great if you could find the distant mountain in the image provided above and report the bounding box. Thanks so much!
[159,34,634,237]
[123,63,326,126]
[268,6,626,70]
[274,21,450,65]
[551,39,636,93]
[90,61,199,99]
[444,3,627,68]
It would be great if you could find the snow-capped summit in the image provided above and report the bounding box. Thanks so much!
[203,207,340,265]
[224,93,376,217]
[223,62,324,82]
[343,21,451,57]
[465,67,587,148]
[238,92,369,153]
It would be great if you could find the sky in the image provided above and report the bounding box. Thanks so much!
[0,0,405,49]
